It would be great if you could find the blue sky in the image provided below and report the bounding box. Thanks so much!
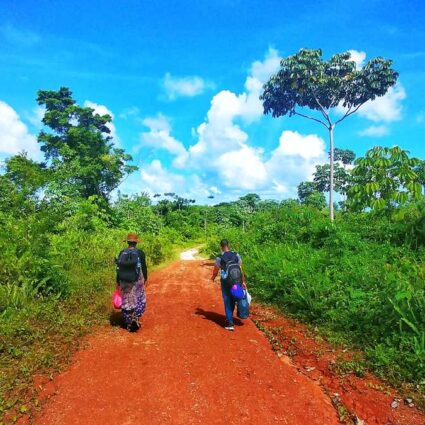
[1,0,424,202]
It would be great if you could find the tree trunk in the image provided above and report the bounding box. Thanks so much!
[329,125,335,222]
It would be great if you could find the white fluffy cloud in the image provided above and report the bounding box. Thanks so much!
[216,146,268,190]
[188,48,281,175]
[271,130,326,159]
[140,160,211,199]
[348,49,366,69]
[189,90,248,163]
[139,114,188,168]
[357,84,406,122]
[212,130,327,193]
[26,106,45,128]
[187,49,327,195]
[119,106,140,120]
[266,131,327,193]
[84,100,119,144]
[140,160,186,194]
[0,100,40,158]
[239,48,281,122]
[209,186,221,195]
[137,49,328,200]
[358,125,389,137]
[162,73,212,100]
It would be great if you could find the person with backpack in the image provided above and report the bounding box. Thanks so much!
[116,233,148,332]
[211,239,246,331]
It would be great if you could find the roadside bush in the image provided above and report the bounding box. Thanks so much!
[210,202,425,386]
[0,194,193,418]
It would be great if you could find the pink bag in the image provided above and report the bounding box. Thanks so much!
[112,288,122,309]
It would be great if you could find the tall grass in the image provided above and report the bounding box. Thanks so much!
[0,203,186,419]
[207,203,425,386]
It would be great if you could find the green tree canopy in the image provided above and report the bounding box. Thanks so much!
[297,181,317,201]
[297,181,326,209]
[261,49,398,118]
[113,192,161,234]
[334,148,356,165]
[304,191,327,210]
[347,146,423,212]
[414,160,425,195]
[37,87,137,201]
[313,162,351,195]
[4,153,48,197]
[237,193,261,211]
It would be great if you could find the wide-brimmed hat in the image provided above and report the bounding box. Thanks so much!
[125,233,139,243]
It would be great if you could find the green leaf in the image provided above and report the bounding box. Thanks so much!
[395,291,410,301]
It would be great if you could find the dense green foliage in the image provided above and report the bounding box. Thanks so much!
[348,146,423,211]
[298,149,355,210]
[299,146,424,214]
[297,182,327,209]
[260,49,398,118]
[0,169,208,413]
[0,89,207,419]
[206,200,425,386]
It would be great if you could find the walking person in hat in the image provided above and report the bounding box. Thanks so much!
[116,233,148,332]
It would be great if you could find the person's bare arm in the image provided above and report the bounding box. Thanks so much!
[211,265,219,281]
[237,254,247,288]
[138,249,148,286]
[240,265,247,288]
[115,255,120,287]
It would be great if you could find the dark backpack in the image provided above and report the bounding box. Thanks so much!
[220,251,242,287]
[117,249,140,283]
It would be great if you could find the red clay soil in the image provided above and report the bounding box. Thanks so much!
[31,259,339,425]
[26,259,425,425]
[250,305,425,425]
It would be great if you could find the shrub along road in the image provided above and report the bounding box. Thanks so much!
[32,256,339,425]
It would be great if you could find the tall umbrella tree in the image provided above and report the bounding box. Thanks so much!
[260,49,398,220]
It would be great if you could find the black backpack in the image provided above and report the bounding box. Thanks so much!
[117,248,140,283]
[220,251,242,287]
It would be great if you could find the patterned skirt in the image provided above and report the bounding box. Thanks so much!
[120,279,147,324]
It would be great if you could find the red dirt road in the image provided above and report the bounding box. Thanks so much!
[33,258,340,425]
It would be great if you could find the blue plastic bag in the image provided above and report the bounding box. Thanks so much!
[237,290,250,319]
[230,284,244,300]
